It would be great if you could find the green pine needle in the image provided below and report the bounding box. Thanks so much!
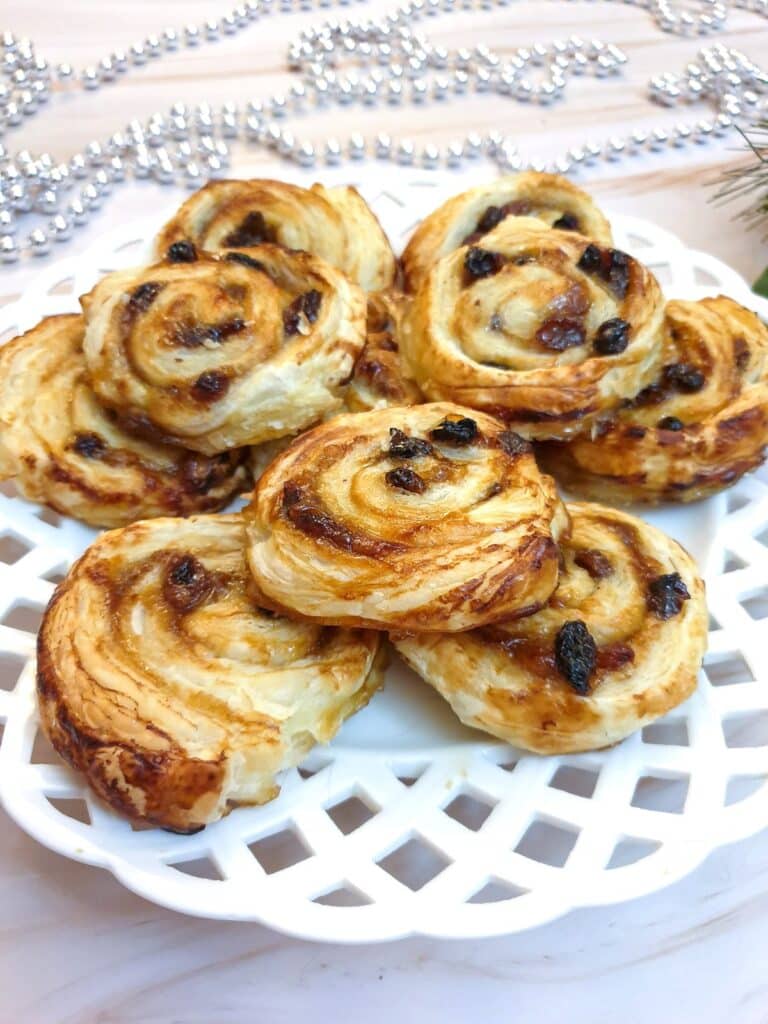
[754,266,768,298]
[713,120,768,298]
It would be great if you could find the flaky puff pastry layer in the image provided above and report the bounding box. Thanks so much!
[0,315,248,527]
[37,514,384,831]
[394,503,707,754]
[154,178,397,292]
[540,297,768,502]
[401,172,613,293]
[248,294,422,484]
[344,291,422,413]
[245,403,570,632]
[401,221,665,440]
[82,246,366,454]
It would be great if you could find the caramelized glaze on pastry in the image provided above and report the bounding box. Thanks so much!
[154,178,397,291]
[402,221,665,440]
[402,172,613,293]
[394,502,707,753]
[0,315,248,527]
[37,514,384,831]
[244,403,570,632]
[540,297,768,502]
[81,245,366,454]
[344,291,422,412]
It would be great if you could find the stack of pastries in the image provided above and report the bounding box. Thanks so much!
[5,173,765,831]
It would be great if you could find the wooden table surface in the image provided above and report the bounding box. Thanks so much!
[2,3,768,1022]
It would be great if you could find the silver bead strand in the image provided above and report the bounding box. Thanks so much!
[0,8,766,260]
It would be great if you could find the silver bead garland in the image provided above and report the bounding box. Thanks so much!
[1,0,767,263]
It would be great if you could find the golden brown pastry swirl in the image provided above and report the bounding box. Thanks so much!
[402,172,613,293]
[344,291,422,413]
[540,296,768,502]
[155,178,397,291]
[0,315,248,527]
[82,246,366,454]
[245,403,570,632]
[402,221,665,440]
[37,514,384,831]
[394,503,707,754]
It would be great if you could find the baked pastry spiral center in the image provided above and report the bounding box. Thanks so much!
[246,403,569,631]
[83,245,367,452]
[117,260,286,392]
[37,514,383,830]
[456,252,621,370]
[393,502,707,753]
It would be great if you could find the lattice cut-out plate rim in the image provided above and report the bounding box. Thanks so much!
[0,167,767,943]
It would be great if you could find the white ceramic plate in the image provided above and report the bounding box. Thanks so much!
[0,170,767,942]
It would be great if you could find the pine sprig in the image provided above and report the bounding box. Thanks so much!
[714,120,768,230]
[713,120,768,297]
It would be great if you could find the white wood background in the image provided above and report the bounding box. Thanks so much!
[2,2,768,1022]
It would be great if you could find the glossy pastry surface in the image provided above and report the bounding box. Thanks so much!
[154,178,397,291]
[344,291,422,412]
[402,220,665,440]
[0,315,248,527]
[540,296,768,502]
[245,403,570,632]
[394,502,707,753]
[402,172,613,293]
[37,514,384,831]
[82,245,366,453]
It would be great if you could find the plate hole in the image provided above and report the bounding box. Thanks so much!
[723,551,748,573]
[443,792,495,831]
[326,795,377,834]
[2,603,44,633]
[45,796,91,825]
[642,719,689,745]
[30,728,59,764]
[722,713,768,748]
[296,755,331,780]
[249,828,312,874]
[313,884,372,907]
[170,856,223,881]
[377,836,451,890]
[694,265,722,286]
[0,651,26,692]
[514,820,578,867]
[630,774,689,813]
[725,775,767,806]
[756,524,768,548]
[607,837,661,869]
[397,764,428,787]
[34,507,62,528]
[498,758,519,773]
[728,490,751,513]
[0,533,31,564]
[549,765,599,798]
[705,652,755,687]
[42,566,67,585]
[0,292,21,307]
[47,276,75,296]
[740,591,768,621]
[467,878,527,904]
[129,820,156,832]
[708,611,721,631]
